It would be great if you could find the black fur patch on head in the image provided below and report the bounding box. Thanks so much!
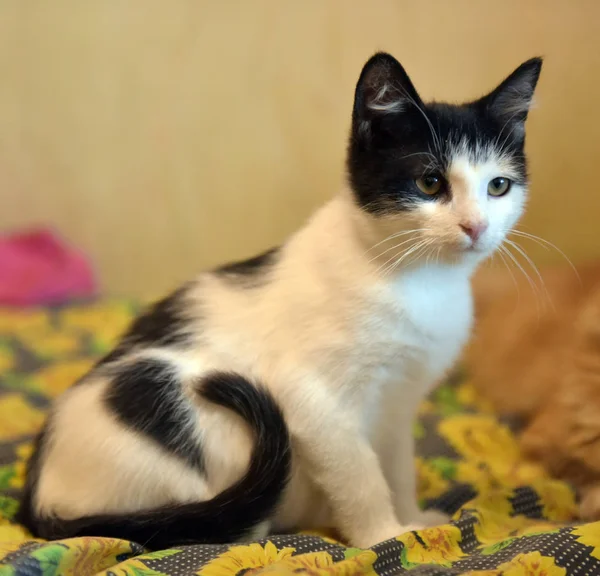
[347,52,542,215]
[99,285,194,366]
[216,248,279,287]
[105,358,205,471]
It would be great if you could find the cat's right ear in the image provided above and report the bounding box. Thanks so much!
[352,53,423,134]
[481,57,543,134]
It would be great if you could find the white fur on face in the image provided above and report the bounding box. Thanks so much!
[414,139,526,264]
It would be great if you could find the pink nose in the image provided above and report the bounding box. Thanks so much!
[460,221,488,242]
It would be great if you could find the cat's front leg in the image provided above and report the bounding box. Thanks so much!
[376,390,450,527]
[386,415,425,523]
[284,387,415,548]
[389,427,449,526]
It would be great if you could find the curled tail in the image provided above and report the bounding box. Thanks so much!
[19,372,291,549]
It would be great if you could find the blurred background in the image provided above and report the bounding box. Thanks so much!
[1,0,599,298]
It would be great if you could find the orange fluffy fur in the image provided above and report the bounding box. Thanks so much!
[467,260,600,520]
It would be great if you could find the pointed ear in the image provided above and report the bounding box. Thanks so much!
[483,57,543,131]
[352,53,422,128]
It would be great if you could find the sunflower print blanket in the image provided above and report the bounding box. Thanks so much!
[0,301,599,576]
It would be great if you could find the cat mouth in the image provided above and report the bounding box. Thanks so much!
[463,242,486,254]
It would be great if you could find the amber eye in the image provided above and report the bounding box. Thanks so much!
[415,175,443,195]
[488,177,512,197]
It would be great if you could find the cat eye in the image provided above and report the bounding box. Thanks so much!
[488,177,512,197]
[415,175,443,195]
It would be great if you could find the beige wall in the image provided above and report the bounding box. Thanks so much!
[1,0,599,296]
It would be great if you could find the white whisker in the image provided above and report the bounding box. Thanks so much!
[396,151,437,162]
[383,239,434,278]
[407,240,435,269]
[493,108,528,156]
[497,249,519,293]
[504,238,553,312]
[379,245,418,277]
[380,240,425,278]
[397,86,443,160]
[424,243,435,268]
[367,235,424,264]
[509,229,580,283]
[375,240,419,276]
[365,229,428,255]
[500,243,541,319]
[496,247,520,311]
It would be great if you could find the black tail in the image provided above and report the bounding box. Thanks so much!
[19,373,291,549]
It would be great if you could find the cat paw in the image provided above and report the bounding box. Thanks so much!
[407,509,451,527]
[353,523,419,548]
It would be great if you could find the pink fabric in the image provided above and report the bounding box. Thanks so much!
[0,229,97,306]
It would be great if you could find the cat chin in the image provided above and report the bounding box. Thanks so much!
[465,238,507,260]
[427,244,495,268]
[465,246,495,261]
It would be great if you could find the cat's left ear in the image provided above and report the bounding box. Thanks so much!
[482,57,543,132]
[352,52,423,134]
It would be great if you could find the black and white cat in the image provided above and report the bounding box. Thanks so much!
[19,52,542,549]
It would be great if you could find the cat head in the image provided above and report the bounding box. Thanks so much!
[347,52,542,268]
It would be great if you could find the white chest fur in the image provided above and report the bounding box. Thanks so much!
[329,267,472,460]
[355,264,473,414]
[395,265,473,359]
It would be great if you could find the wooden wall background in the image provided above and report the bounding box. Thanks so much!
[1,0,599,296]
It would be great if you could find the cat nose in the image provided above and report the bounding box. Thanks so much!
[460,221,488,242]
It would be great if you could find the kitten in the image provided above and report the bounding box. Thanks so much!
[19,52,541,549]
[468,261,600,521]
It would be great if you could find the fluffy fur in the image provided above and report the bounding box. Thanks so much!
[468,261,600,521]
[20,52,541,549]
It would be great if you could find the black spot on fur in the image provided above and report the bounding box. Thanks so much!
[347,52,541,215]
[216,248,279,286]
[125,286,192,347]
[16,427,49,531]
[105,358,205,471]
[99,285,194,366]
[23,373,291,548]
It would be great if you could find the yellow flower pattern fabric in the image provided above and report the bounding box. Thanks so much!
[398,526,465,567]
[0,303,597,575]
